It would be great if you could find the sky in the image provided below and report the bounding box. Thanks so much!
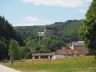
[0,0,92,26]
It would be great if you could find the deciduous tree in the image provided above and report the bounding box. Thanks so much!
[80,0,96,55]
[8,39,20,65]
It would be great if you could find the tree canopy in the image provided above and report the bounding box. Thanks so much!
[80,0,96,55]
[0,16,23,60]
[8,39,20,65]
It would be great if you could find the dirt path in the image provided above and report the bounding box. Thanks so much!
[0,64,21,72]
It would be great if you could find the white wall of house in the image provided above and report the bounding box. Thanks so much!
[51,55,56,59]
[38,32,45,36]
[52,55,65,59]
[70,45,74,50]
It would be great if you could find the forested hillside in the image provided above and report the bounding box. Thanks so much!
[14,26,44,40]
[49,20,81,39]
[15,20,82,40]
[13,20,82,54]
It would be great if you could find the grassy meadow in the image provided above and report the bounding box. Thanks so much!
[2,56,96,72]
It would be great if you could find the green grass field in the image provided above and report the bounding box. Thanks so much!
[2,56,96,72]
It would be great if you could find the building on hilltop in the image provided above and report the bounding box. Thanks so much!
[44,27,58,36]
[37,26,58,39]
[38,32,45,37]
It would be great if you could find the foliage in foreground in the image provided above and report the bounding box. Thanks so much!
[0,16,23,60]
[80,0,96,55]
[2,56,96,72]
[8,39,20,65]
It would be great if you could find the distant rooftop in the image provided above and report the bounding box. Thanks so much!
[72,41,84,46]
[32,53,55,56]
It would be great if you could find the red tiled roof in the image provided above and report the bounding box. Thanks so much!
[56,50,81,55]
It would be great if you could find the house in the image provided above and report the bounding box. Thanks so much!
[70,41,88,54]
[53,49,82,59]
[38,32,45,37]
[32,53,55,60]
[32,50,82,60]
[70,41,84,50]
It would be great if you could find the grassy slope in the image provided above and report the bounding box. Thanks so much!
[2,56,96,72]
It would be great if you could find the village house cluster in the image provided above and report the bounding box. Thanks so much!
[32,41,88,60]
[32,27,88,60]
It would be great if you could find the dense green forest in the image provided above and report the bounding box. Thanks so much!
[15,20,82,41]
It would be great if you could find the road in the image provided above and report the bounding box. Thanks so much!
[0,64,21,72]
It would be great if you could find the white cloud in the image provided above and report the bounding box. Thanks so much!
[84,0,92,3]
[79,8,87,14]
[21,0,92,8]
[15,16,50,26]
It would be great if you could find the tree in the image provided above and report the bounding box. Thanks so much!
[80,0,96,55]
[0,16,24,60]
[8,39,20,65]
[0,40,7,61]
[24,39,36,58]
